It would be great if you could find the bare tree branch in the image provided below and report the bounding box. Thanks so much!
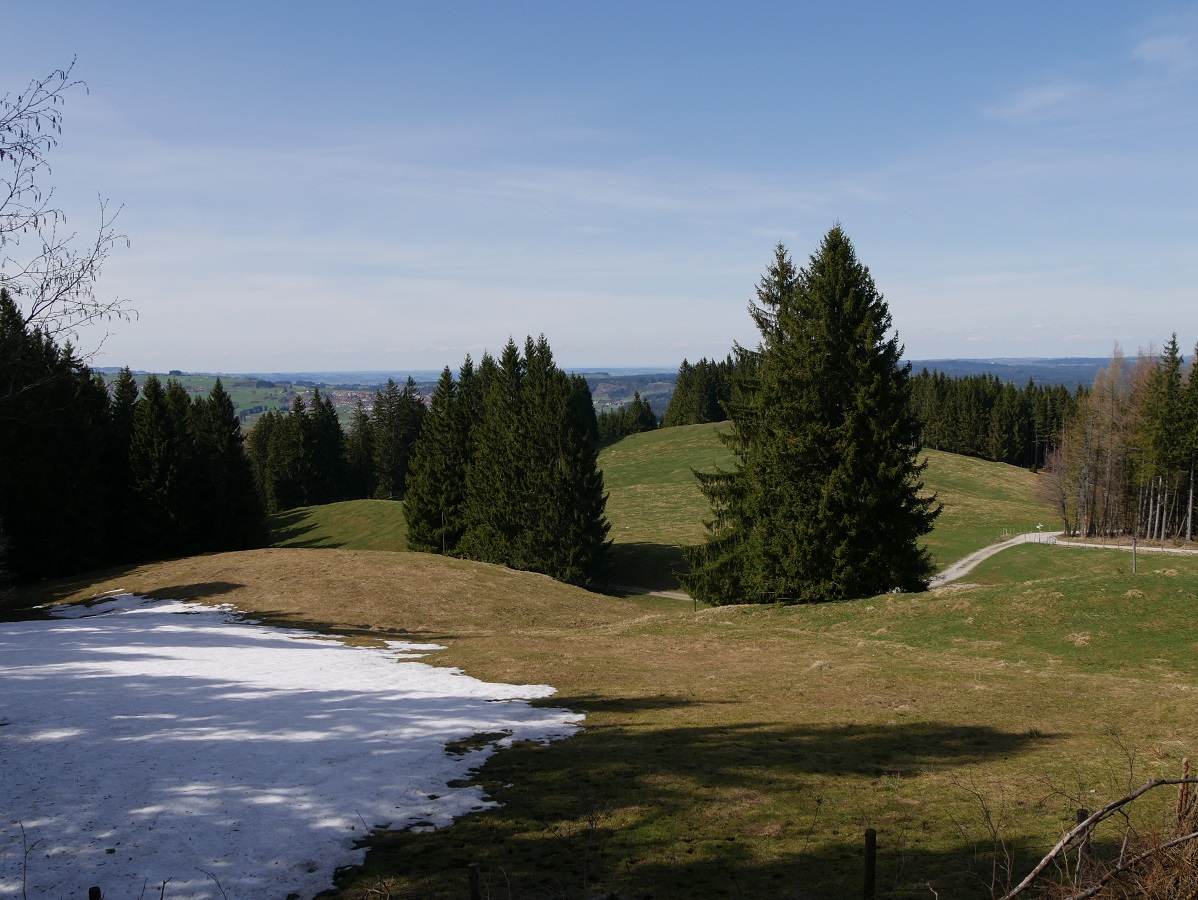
[1061,828,1198,900]
[998,777,1198,899]
[1,59,131,350]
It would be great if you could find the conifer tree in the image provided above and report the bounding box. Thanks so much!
[344,399,375,499]
[193,378,265,549]
[0,289,110,577]
[461,343,525,564]
[129,375,180,554]
[1140,336,1187,540]
[684,230,939,604]
[598,391,658,441]
[405,366,470,553]
[371,380,401,499]
[101,367,142,558]
[372,378,425,499]
[247,409,280,512]
[269,396,310,511]
[109,368,140,450]
[165,378,201,549]
[548,371,611,581]
[305,387,345,505]
[457,337,609,583]
[627,391,658,434]
[397,376,427,486]
[663,360,694,427]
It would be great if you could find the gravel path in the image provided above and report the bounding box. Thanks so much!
[929,531,1062,588]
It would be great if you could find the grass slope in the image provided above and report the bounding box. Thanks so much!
[16,546,1197,899]
[258,425,1051,590]
[600,423,734,590]
[920,448,1055,568]
[268,499,409,552]
[599,423,1056,588]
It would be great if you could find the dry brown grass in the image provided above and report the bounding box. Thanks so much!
[14,548,1198,898]
[21,548,656,639]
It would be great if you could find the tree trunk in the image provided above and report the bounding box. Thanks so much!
[1161,479,1171,540]
[1146,480,1156,541]
[1187,465,1193,543]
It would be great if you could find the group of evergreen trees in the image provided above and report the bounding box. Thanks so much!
[246,378,426,513]
[405,336,610,584]
[661,355,744,427]
[1041,337,1198,540]
[683,231,939,605]
[596,392,658,442]
[658,349,1075,476]
[909,370,1077,469]
[0,289,263,580]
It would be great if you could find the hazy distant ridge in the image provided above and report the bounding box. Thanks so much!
[93,358,1111,391]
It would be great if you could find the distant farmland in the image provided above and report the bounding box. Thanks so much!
[96,357,1106,429]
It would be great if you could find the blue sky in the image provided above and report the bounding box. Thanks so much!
[3,2,1196,371]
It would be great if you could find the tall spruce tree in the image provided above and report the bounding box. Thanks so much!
[305,387,345,505]
[129,375,181,555]
[344,399,376,499]
[548,370,611,582]
[270,396,311,512]
[193,378,265,549]
[405,366,471,553]
[372,378,425,499]
[461,343,526,564]
[246,409,280,512]
[165,378,201,550]
[684,230,939,604]
[105,367,142,548]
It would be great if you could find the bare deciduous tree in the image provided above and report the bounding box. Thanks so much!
[1,58,130,349]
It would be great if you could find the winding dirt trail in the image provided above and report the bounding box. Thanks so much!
[929,531,1062,588]
[931,531,1198,588]
[613,531,1196,598]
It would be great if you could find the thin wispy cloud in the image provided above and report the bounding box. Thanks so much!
[984,81,1091,124]
[6,4,1196,367]
[1133,8,1198,72]
[1135,34,1196,71]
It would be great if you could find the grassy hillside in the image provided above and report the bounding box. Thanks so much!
[599,423,733,590]
[268,499,409,552]
[919,447,1055,567]
[258,425,1052,591]
[599,422,1056,589]
[18,546,1197,899]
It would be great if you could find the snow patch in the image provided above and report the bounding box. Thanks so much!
[1,594,581,899]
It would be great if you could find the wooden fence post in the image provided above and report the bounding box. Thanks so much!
[468,861,481,900]
[1076,808,1092,883]
[864,828,877,899]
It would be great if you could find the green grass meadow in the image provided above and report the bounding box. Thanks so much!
[598,422,1057,589]
[268,499,409,552]
[13,427,1196,899]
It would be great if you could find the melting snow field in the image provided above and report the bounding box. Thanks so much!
[0,594,582,899]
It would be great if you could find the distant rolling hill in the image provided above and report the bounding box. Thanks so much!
[906,357,1109,389]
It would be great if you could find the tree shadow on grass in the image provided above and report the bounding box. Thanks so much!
[4,571,247,620]
[139,581,245,602]
[607,542,689,592]
[548,694,724,716]
[338,717,1064,899]
[267,510,346,549]
[244,607,455,644]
